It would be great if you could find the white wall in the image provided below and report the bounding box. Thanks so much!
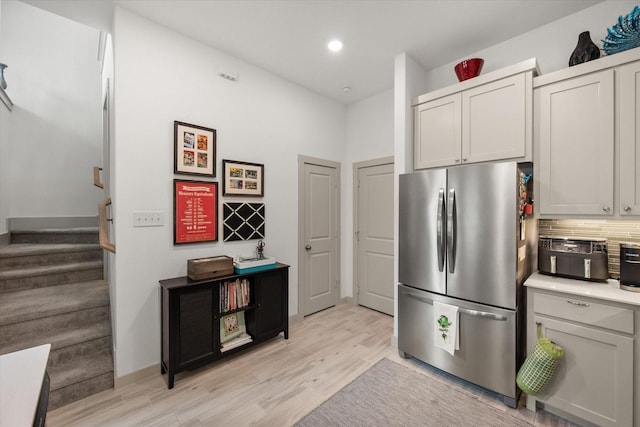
[0,0,102,219]
[393,53,429,337]
[421,0,638,93]
[112,7,347,377]
[343,89,394,297]
[0,0,9,235]
[0,94,9,236]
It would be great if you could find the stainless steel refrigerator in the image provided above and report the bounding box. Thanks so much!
[398,161,534,408]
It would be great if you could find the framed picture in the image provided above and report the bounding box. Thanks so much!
[174,121,216,177]
[173,179,218,244]
[223,202,265,241]
[222,160,264,197]
[220,311,246,343]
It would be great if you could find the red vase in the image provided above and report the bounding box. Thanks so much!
[454,58,484,82]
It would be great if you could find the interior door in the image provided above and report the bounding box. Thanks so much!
[356,161,394,315]
[302,161,339,316]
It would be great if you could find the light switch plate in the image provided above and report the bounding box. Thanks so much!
[133,211,164,227]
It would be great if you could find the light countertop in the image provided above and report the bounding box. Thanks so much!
[525,272,640,307]
[0,343,50,427]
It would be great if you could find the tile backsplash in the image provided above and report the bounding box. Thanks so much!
[538,219,640,279]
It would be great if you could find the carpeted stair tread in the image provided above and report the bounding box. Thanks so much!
[48,372,114,411]
[10,228,99,244]
[11,227,99,234]
[0,260,103,280]
[0,242,101,258]
[0,280,109,326]
[47,349,113,392]
[0,243,102,272]
[0,312,111,355]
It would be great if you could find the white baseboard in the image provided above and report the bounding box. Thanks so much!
[114,363,160,389]
[0,233,8,248]
[340,296,355,305]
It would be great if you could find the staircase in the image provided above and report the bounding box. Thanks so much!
[0,227,114,410]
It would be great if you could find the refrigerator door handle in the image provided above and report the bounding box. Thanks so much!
[447,188,456,273]
[400,288,508,321]
[461,308,507,321]
[437,188,445,272]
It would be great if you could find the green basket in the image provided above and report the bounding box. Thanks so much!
[516,326,564,396]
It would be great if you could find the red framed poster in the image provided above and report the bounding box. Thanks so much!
[173,179,218,244]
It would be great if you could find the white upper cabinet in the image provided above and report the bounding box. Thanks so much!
[536,70,615,215]
[534,46,640,217]
[414,93,461,169]
[462,74,527,164]
[413,59,537,170]
[619,60,640,216]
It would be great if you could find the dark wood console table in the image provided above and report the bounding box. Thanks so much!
[159,263,289,389]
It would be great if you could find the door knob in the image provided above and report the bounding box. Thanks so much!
[305,245,312,250]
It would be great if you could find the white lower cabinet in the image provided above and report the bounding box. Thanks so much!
[526,288,635,426]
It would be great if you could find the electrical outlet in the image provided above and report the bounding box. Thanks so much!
[133,211,164,227]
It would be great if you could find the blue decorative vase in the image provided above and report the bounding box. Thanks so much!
[569,31,600,66]
[602,6,640,55]
[0,63,7,90]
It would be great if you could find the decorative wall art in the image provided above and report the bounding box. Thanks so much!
[222,160,264,197]
[173,179,218,244]
[174,121,216,177]
[223,202,265,242]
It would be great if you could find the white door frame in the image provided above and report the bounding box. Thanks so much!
[297,155,341,318]
[352,156,394,307]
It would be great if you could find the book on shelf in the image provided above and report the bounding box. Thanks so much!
[220,332,252,352]
[220,278,251,313]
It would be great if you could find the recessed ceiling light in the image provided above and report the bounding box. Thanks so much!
[343,86,352,93]
[328,40,343,52]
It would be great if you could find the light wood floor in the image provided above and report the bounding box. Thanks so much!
[47,304,578,426]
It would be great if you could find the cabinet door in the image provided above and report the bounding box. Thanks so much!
[537,70,614,215]
[535,316,633,427]
[414,93,461,169]
[619,61,640,216]
[177,286,216,367]
[462,73,528,164]
[255,269,287,338]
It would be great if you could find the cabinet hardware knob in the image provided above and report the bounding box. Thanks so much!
[602,206,611,212]
[305,245,312,250]
[624,206,631,212]
[567,300,589,307]
[455,159,460,163]
[462,158,467,162]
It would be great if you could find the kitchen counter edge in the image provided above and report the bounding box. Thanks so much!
[524,272,640,307]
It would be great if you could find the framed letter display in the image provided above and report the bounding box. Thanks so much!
[173,179,218,244]
[174,121,216,177]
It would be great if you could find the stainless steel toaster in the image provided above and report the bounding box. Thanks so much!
[538,236,609,281]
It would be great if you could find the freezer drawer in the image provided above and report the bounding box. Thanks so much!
[398,284,518,402]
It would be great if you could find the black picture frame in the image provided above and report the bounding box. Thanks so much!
[174,121,216,177]
[222,159,264,197]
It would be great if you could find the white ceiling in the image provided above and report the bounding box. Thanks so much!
[21,0,603,104]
